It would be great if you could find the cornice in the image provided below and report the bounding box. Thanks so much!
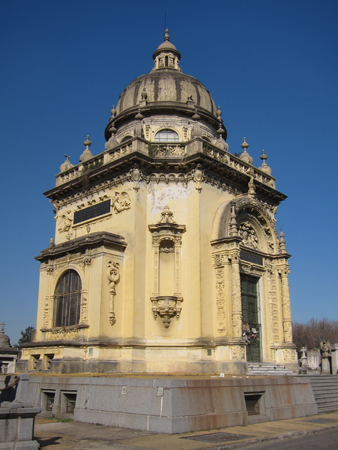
[35,231,127,263]
[46,151,286,209]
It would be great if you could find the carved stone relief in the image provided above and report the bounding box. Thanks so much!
[58,210,72,233]
[111,192,131,213]
[80,289,88,324]
[43,296,51,329]
[193,164,203,192]
[215,267,226,335]
[238,222,258,249]
[231,345,246,361]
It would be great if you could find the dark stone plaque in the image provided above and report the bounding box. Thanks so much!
[74,200,110,225]
[240,251,263,266]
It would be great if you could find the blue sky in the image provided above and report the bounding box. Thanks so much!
[1,0,337,345]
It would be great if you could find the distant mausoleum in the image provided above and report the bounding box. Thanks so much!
[18,31,297,375]
[0,323,18,374]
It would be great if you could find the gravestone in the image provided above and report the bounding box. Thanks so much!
[0,373,40,450]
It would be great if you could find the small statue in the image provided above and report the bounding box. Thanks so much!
[320,340,331,358]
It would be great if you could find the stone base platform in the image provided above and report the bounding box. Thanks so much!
[18,374,318,434]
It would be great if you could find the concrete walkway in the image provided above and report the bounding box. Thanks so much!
[35,412,338,450]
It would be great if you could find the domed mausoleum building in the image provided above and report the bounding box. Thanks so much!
[19,31,297,374]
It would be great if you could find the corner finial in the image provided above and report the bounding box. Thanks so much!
[164,28,169,41]
[80,135,94,163]
[240,137,253,165]
[229,202,238,237]
[259,149,272,175]
[217,106,222,121]
[279,230,287,252]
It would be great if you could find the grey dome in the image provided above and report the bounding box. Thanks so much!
[115,70,217,117]
[0,330,11,348]
[105,30,225,141]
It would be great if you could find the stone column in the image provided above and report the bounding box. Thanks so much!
[152,241,160,296]
[212,253,227,336]
[280,267,292,343]
[174,237,182,296]
[231,252,242,340]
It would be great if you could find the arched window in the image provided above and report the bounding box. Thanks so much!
[155,129,179,142]
[54,270,81,327]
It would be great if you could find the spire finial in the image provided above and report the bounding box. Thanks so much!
[84,135,91,149]
[259,149,272,174]
[279,230,287,252]
[164,28,169,41]
[240,137,253,164]
[0,322,5,333]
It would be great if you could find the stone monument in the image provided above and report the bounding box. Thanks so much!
[320,340,331,374]
[0,374,40,450]
[18,30,297,375]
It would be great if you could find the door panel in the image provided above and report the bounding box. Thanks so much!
[241,274,261,362]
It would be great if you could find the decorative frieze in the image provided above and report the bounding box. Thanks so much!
[49,327,80,340]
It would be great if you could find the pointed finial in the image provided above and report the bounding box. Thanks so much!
[240,137,253,164]
[217,106,222,121]
[279,230,287,252]
[135,109,144,120]
[260,149,267,162]
[0,322,5,333]
[192,109,200,120]
[241,137,249,151]
[109,122,117,135]
[80,135,94,162]
[229,202,238,237]
[111,105,116,117]
[159,205,175,223]
[164,28,169,41]
[84,135,91,149]
[259,150,272,174]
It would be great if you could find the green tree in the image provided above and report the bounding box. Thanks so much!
[17,326,35,346]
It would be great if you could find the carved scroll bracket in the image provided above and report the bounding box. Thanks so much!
[107,260,120,326]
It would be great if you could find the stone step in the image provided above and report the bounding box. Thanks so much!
[318,403,338,409]
[312,386,338,391]
[247,363,295,376]
[309,376,338,414]
[314,392,338,399]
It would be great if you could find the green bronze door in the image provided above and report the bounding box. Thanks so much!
[241,274,261,362]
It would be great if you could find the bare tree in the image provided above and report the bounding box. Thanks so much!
[292,318,338,351]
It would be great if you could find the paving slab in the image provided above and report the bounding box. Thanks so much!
[34,412,338,450]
